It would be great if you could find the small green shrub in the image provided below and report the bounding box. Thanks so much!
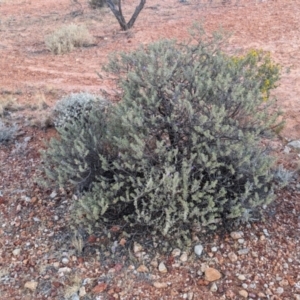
[45,24,94,55]
[53,92,109,128]
[41,28,281,246]
[0,120,17,143]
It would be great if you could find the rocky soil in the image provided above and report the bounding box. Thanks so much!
[0,0,300,299]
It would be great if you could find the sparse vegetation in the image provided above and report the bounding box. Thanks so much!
[45,24,94,55]
[41,27,282,247]
[0,120,17,143]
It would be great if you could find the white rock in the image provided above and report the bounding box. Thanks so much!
[79,287,86,297]
[71,294,80,300]
[238,275,246,281]
[53,262,60,269]
[294,294,300,300]
[158,262,168,273]
[230,231,244,239]
[194,244,203,256]
[276,287,284,294]
[171,248,181,257]
[62,257,69,264]
[238,238,245,244]
[210,282,218,292]
[13,248,21,256]
[187,292,194,300]
[228,252,238,262]
[133,242,143,253]
[153,282,168,288]
[238,290,248,298]
[24,281,38,291]
[180,252,188,262]
[211,247,218,252]
[288,140,300,149]
[283,146,291,154]
[58,267,72,274]
[237,248,249,255]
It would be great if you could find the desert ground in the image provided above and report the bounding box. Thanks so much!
[0,0,299,299]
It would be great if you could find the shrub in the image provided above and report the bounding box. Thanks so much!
[45,24,94,55]
[41,99,116,192]
[52,92,108,128]
[88,0,119,9]
[41,28,281,246]
[0,120,17,143]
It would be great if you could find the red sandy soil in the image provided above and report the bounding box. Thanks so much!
[0,0,299,299]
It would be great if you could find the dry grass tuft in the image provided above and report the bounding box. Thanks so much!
[45,23,94,55]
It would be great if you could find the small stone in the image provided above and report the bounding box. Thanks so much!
[252,251,258,258]
[136,265,149,273]
[79,287,86,297]
[238,274,246,281]
[210,282,218,292]
[50,191,57,198]
[58,267,71,274]
[92,283,108,293]
[61,257,69,264]
[158,262,168,273]
[53,262,60,269]
[242,283,248,289]
[153,282,168,288]
[24,281,38,291]
[238,290,248,298]
[238,238,245,244]
[71,294,79,300]
[13,248,21,256]
[204,268,222,282]
[294,294,300,300]
[150,258,158,268]
[211,246,218,252]
[187,292,194,300]
[237,248,250,255]
[288,140,300,149]
[228,252,238,262]
[279,279,289,286]
[257,292,266,298]
[133,242,143,253]
[230,231,243,239]
[194,244,203,256]
[171,248,181,257]
[180,252,188,262]
[276,287,284,294]
[31,197,37,204]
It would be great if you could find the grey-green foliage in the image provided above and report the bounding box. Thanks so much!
[42,100,116,191]
[0,120,17,143]
[42,28,281,244]
[53,92,109,128]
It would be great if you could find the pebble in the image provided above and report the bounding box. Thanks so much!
[288,139,300,149]
[230,231,244,239]
[58,267,72,274]
[79,287,86,297]
[180,252,188,262]
[53,262,60,269]
[238,238,245,244]
[24,281,38,291]
[61,257,69,264]
[13,248,21,256]
[153,282,168,288]
[276,287,284,294]
[238,290,248,298]
[150,258,158,268]
[211,246,218,252]
[294,294,300,300]
[228,252,238,262]
[187,292,194,300]
[133,242,143,253]
[238,274,246,281]
[204,268,222,282]
[210,282,218,292]
[136,265,149,273]
[194,244,203,256]
[237,248,250,255]
[158,262,168,273]
[171,248,181,257]
[242,283,248,289]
